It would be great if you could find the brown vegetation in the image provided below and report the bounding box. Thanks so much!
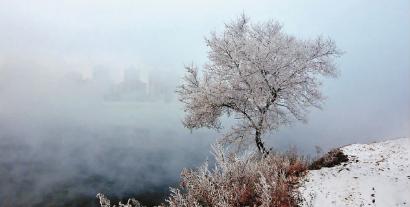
[165,145,309,207]
[309,148,349,170]
[97,146,312,207]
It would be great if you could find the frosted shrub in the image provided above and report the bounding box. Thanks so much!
[96,193,143,207]
[97,144,307,207]
[165,144,306,207]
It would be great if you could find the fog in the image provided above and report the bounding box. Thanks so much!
[0,58,216,206]
[0,0,409,206]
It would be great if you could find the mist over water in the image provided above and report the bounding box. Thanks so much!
[0,1,409,206]
[0,59,216,206]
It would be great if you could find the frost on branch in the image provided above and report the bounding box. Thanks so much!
[96,145,308,207]
[96,193,143,207]
[165,144,307,207]
[177,14,341,153]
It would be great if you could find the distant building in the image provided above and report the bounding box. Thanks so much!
[93,65,175,102]
[92,66,112,85]
[146,70,174,102]
[106,66,147,102]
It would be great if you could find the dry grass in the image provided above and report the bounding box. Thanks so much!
[165,145,309,207]
[308,148,349,170]
[97,145,310,207]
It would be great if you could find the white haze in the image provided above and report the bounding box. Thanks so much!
[0,57,216,206]
[0,0,409,206]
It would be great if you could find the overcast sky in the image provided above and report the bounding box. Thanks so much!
[0,0,409,150]
[0,1,409,205]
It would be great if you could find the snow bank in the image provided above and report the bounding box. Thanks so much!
[299,138,410,207]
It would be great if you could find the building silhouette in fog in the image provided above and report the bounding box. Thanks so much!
[122,67,146,93]
[91,65,174,102]
[92,66,112,85]
[105,66,147,102]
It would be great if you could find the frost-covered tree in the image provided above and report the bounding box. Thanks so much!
[177,15,341,154]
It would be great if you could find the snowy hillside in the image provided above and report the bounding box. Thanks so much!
[299,138,410,207]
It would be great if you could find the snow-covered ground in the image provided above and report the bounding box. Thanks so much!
[299,138,410,207]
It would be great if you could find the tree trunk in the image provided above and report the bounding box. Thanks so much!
[255,129,269,155]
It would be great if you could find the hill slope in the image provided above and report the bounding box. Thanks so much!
[299,138,410,207]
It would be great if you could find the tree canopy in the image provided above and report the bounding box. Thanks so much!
[177,15,341,153]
